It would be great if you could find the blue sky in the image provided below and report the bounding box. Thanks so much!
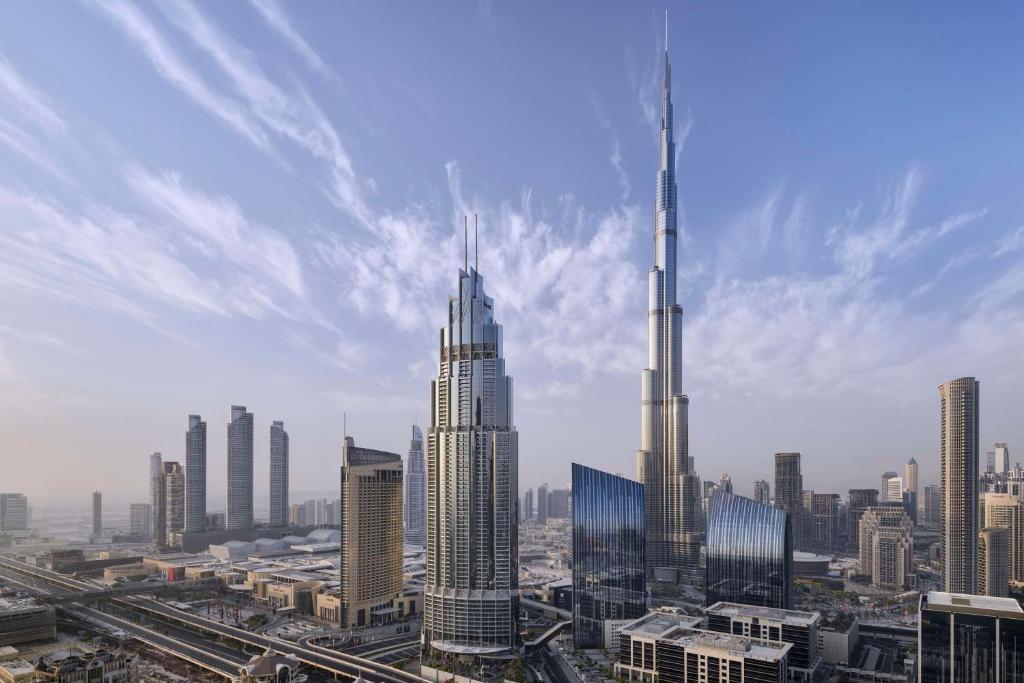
[1,2,1023,507]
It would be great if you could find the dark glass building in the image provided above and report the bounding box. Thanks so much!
[919,591,1024,681]
[571,463,646,649]
[706,489,793,610]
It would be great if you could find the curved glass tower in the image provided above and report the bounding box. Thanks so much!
[424,265,519,657]
[636,23,700,581]
[706,489,793,609]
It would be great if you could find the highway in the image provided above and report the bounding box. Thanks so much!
[0,556,428,683]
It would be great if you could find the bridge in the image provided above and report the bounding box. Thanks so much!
[37,577,225,604]
[520,596,572,620]
[0,556,428,683]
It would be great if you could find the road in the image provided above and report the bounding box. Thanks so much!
[0,556,428,683]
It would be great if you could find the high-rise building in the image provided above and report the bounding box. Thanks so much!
[339,436,403,628]
[924,484,941,529]
[423,260,519,656]
[718,474,733,494]
[404,425,425,546]
[774,453,805,550]
[129,503,151,539]
[537,483,549,524]
[226,405,254,530]
[0,493,28,531]
[636,31,700,583]
[91,491,102,539]
[269,420,289,528]
[983,492,1022,582]
[288,503,304,526]
[185,414,207,533]
[161,461,184,547]
[978,526,1010,598]
[706,490,793,610]
[847,488,879,552]
[919,591,1024,680]
[995,442,1010,474]
[548,488,571,519]
[880,472,903,503]
[986,450,996,474]
[148,452,162,540]
[939,376,980,594]
[905,458,918,499]
[571,463,646,649]
[858,505,914,590]
[522,488,534,521]
[753,479,770,505]
[810,493,840,553]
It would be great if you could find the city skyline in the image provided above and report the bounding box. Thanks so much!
[2,3,1024,504]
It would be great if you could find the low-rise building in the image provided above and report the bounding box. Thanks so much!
[34,649,136,682]
[0,658,34,683]
[0,597,55,646]
[238,649,301,682]
[705,602,821,680]
[615,612,791,683]
[817,617,858,666]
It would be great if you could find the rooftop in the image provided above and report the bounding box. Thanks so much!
[619,612,701,638]
[926,591,1024,615]
[664,629,792,662]
[707,601,820,626]
[0,596,49,613]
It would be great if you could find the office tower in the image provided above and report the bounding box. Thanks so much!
[880,472,903,503]
[706,490,793,610]
[91,491,102,538]
[548,488,571,519]
[288,503,304,526]
[148,451,162,539]
[185,414,207,533]
[983,492,1023,582]
[615,613,792,683]
[522,488,534,521]
[402,425,425,546]
[986,450,996,475]
[978,527,1010,597]
[636,30,700,583]
[226,405,254,530]
[0,493,28,531]
[718,474,733,494]
[706,603,821,678]
[924,484,941,529]
[774,453,805,550]
[858,506,914,590]
[161,461,184,547]
[571,463,646,649]
[753,479,770,505]
[269,420,289,528]
[847,489,879,553]
[810,493,840,552]
[129,503,151,538]
[338,436,403,628]
[939,376,980,594]
[995,442,1010,474]
[537,483,549,524]
[905,457,918,498]
[919,591,1024,680]
[423,259,519,657]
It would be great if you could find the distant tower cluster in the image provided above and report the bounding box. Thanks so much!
[404,425,425,546]
[753,479,770,505]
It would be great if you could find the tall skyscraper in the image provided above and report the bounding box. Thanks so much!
[810,493,840,552]
[986,450,997,475]
[185,414,207,533]
[269,420,289,528]
[226,405,254,530]
[161,461,184,547]
[404,425,425,546]
[995,442,1011,474]
[0,493,28,531]
[753,479,770,505]
[423,260,519,656]
[149,451,162,540]
[548,488,571,518]
[939,376,980,594]
[978,526,1010,598]
[522,488,534,521]
[774,453,804,549]
[880,471,903,503]
[983,492,1022,583]
[858,505,914,590]
[847,488,879,551]
[91,491,102,539]
[571,463,646,649]
[924,484,941,529]
[706,490,793,610]
[905,458,918,500]
[339,436,404,628]
[537,482,549,524]
[129,503,151,539]
[919,592,1024,681]
[636,27,700,583]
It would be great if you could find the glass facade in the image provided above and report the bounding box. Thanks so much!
[571,463,646,649]
[706,489,793,610]
[919,592,1024,682]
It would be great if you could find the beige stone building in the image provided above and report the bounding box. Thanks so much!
[339,436,404,628]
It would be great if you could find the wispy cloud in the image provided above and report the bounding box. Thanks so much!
[0,55,66,134]
[994,225,1024,258]
[0,118,72,182]
[85,0,271,151]
[247,0,330,77]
